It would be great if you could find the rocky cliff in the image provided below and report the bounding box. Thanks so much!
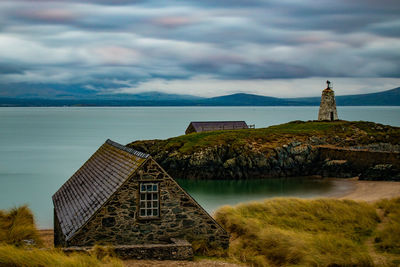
[128,121,400,180]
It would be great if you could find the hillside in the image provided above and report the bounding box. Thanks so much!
[128,120,400,180]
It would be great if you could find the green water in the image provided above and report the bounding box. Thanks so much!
[0,106,399,228]
[176,178,354,215]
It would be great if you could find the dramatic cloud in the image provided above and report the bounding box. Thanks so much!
[0,0,399,97]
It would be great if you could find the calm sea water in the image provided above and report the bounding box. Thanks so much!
[0,106,399,228]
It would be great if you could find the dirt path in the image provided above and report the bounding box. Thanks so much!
[364,207,400,267]
[123,259,242,267]
[365,209,390,266]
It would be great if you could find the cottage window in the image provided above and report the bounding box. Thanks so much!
[139,182,159,218]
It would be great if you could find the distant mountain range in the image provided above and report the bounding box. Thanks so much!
[0,87,399,107]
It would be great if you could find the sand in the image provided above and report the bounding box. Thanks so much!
[335,179,400,202]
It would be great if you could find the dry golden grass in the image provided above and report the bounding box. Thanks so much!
[215,198,380,267]
[0,205,42,247]
[4,198,400,267]
[0,206,123,267]
[0,245,123,267]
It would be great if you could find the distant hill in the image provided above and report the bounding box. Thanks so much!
[0,86,399,106]
[289,87,400,106]
[198,93,298,106]
[115,91,203,101]
[337,87,400,106]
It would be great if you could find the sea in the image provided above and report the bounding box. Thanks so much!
[0,106,399,228]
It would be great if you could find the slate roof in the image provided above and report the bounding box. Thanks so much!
[52,139,149,241]
[186,121,248,134]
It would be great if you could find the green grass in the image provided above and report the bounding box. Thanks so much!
[0,206,123,267]
[215,198,380,267]
[129,120,400,155]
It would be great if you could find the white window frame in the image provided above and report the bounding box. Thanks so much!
[139,182,159,218]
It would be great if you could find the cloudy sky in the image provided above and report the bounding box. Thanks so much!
[0,0,399,98]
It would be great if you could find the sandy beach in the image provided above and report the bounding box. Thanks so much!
[334,179,400,202]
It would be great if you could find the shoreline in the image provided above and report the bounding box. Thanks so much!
[331,178,400,202]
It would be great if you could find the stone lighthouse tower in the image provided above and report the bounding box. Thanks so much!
[318,80,338,121]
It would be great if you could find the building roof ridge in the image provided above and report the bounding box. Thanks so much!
[105,139,150,159]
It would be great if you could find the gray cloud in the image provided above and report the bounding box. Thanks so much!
[0,0,399,97]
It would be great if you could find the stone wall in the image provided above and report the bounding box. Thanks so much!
[318,89,338,121]
[66,158,229,249]
[63,239,193,260]
[318,146,400,180]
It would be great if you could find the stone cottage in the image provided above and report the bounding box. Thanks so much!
[53,139,229,255]
[318,80,339,121]
[185,121,248,134]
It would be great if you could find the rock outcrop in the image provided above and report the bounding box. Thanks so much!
[359,164,400,181]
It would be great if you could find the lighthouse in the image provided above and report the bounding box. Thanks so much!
[318,80,339,121]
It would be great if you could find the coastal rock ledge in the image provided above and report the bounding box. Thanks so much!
[128,121,400,181]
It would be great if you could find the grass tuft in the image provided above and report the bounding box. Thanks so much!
[191,239,227,257]
[0,205,42,247]
[0,206,123,267]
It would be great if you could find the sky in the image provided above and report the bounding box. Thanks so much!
[0,0,400,98]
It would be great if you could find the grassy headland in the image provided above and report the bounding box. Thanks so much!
[128,120,400,180]
[130,120,400,155]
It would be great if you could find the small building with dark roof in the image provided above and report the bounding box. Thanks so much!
[185,121,248,134]
[53,139,228,252]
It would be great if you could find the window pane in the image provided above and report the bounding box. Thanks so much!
[139,183,159,217]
